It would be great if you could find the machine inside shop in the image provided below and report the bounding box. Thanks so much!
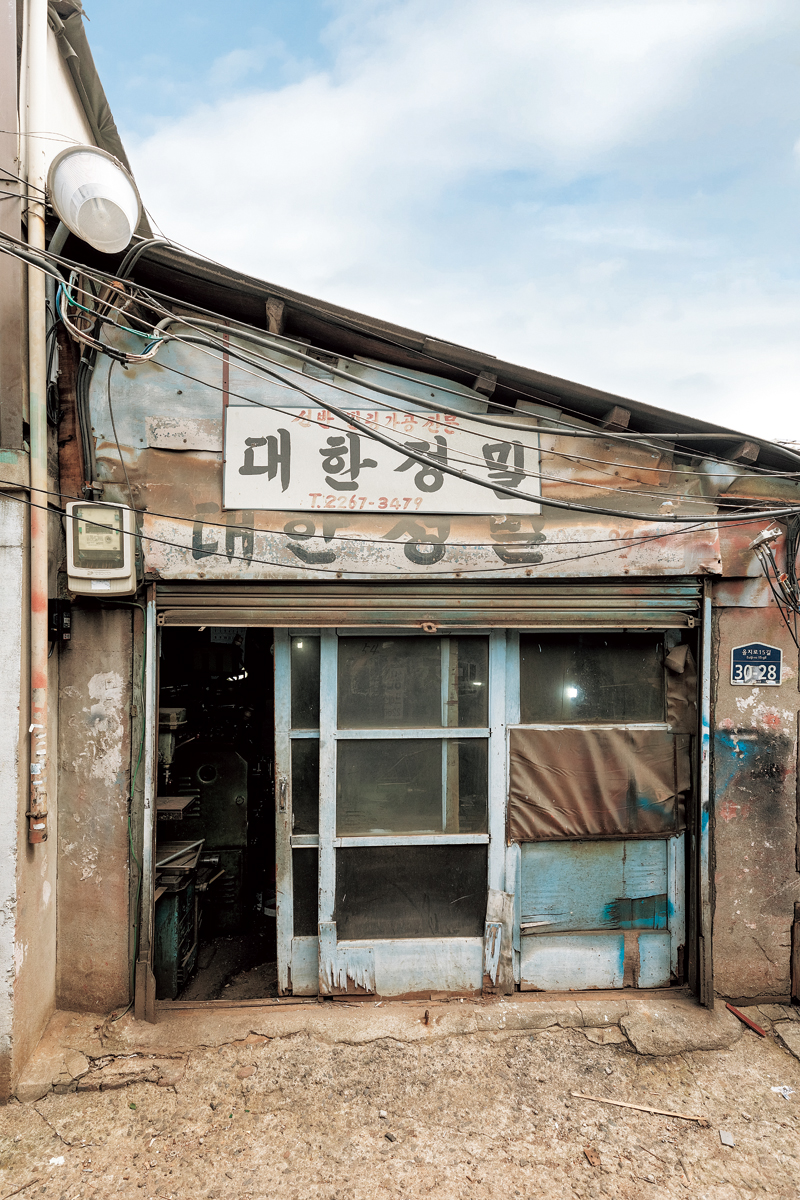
[153,626,277,999]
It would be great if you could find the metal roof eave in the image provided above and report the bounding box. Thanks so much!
[121,242,796,474]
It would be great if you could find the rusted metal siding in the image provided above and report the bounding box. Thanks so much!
[711,604,799,1000]
[83,331,733,582]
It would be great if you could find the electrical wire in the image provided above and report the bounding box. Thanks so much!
[100,342,800,523]
[47,264,793,514]
[55,262,800,501]
[0,168,46,194]
[108,228,800,474]
[107,359,135,508]
[752,543,800,652]
[4,229,799,475]
[135,323,781,513]
[7,237,800,523]
[0,485,772,578]
[3,473,752,559]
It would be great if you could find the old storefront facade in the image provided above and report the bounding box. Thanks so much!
[2,4,800,1101]
[45,250,800,1020]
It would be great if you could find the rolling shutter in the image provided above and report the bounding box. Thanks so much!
[156,579,702,629]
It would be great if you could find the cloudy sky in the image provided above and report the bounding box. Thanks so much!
[88,0,800,438]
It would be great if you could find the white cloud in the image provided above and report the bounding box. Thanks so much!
[125,0,800,438]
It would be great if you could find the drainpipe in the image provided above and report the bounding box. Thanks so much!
[26,0,49,844]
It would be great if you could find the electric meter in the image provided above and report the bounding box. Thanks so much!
[65,501,137,596]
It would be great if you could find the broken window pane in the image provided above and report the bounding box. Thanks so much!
[336,739,488,835]
[519,632,665,724]
[291,739,319,834]
[291,636,320,728]
[293,848,318,936]
[337,637,441,728]
[334,845,487,938]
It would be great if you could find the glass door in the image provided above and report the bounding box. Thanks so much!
[275,629,507,996]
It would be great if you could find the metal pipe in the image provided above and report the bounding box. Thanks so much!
[154,840,204,870]
[698,579,714,1007]
[138,587,158,963]
[26,0,49,844]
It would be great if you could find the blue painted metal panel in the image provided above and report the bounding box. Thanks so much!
[637,932,671,988]
[291,936,319,995]
[520,933,625,990]
[520,840,667,933]
[367,938,484,995]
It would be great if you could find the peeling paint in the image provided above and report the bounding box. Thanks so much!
[81,672,125,784]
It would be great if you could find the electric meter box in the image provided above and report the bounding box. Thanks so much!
[65,501,137,596]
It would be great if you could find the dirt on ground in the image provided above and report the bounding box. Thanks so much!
[1,1006,799,1200]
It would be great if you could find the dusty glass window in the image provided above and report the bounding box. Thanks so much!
[445,638,489,728]
[291,636,320,728]
[336,739,488,835]
[338,637,441,728]
[334,845,487,939]
[291,739,319,834]
[293,848,318,936]
[337,636,489,729]
[520,632,665,724]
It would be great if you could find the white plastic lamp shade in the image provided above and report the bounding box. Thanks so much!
[47,146,142,254]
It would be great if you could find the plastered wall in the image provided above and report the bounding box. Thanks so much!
[57,607,133,1011]
[712,602,800,999]
[0,498,24,1097]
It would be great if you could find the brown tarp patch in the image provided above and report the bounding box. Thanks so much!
[508,728,690,841]
[665,644,698,733]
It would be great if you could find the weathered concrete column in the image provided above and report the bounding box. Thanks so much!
[57,607,133,1012]
[712,601,800,1000]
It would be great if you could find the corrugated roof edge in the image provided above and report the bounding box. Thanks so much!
[130,242,796,473]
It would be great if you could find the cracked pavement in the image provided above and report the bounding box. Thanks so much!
[1,996,799,1199]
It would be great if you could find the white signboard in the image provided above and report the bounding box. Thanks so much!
[223,406,540,514]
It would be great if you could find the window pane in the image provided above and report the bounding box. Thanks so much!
[337,739,441,834]
[520,633,665,724]
[291,739,319,834]
[291,636,320,728]
[336,739,488,835]
[454,740,488,834]
[293,848,318,936]
[334,845,487,938]
[337,637,441,728]
[446,638,489,728]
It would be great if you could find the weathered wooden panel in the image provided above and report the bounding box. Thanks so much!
[290,936,319,995]
[638,932,672,988]
[519,841,668,934]
[520,933,625,990]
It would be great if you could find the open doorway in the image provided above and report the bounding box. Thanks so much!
[154,626,276,1000]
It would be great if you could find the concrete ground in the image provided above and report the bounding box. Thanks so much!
[2,993,800,1199]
